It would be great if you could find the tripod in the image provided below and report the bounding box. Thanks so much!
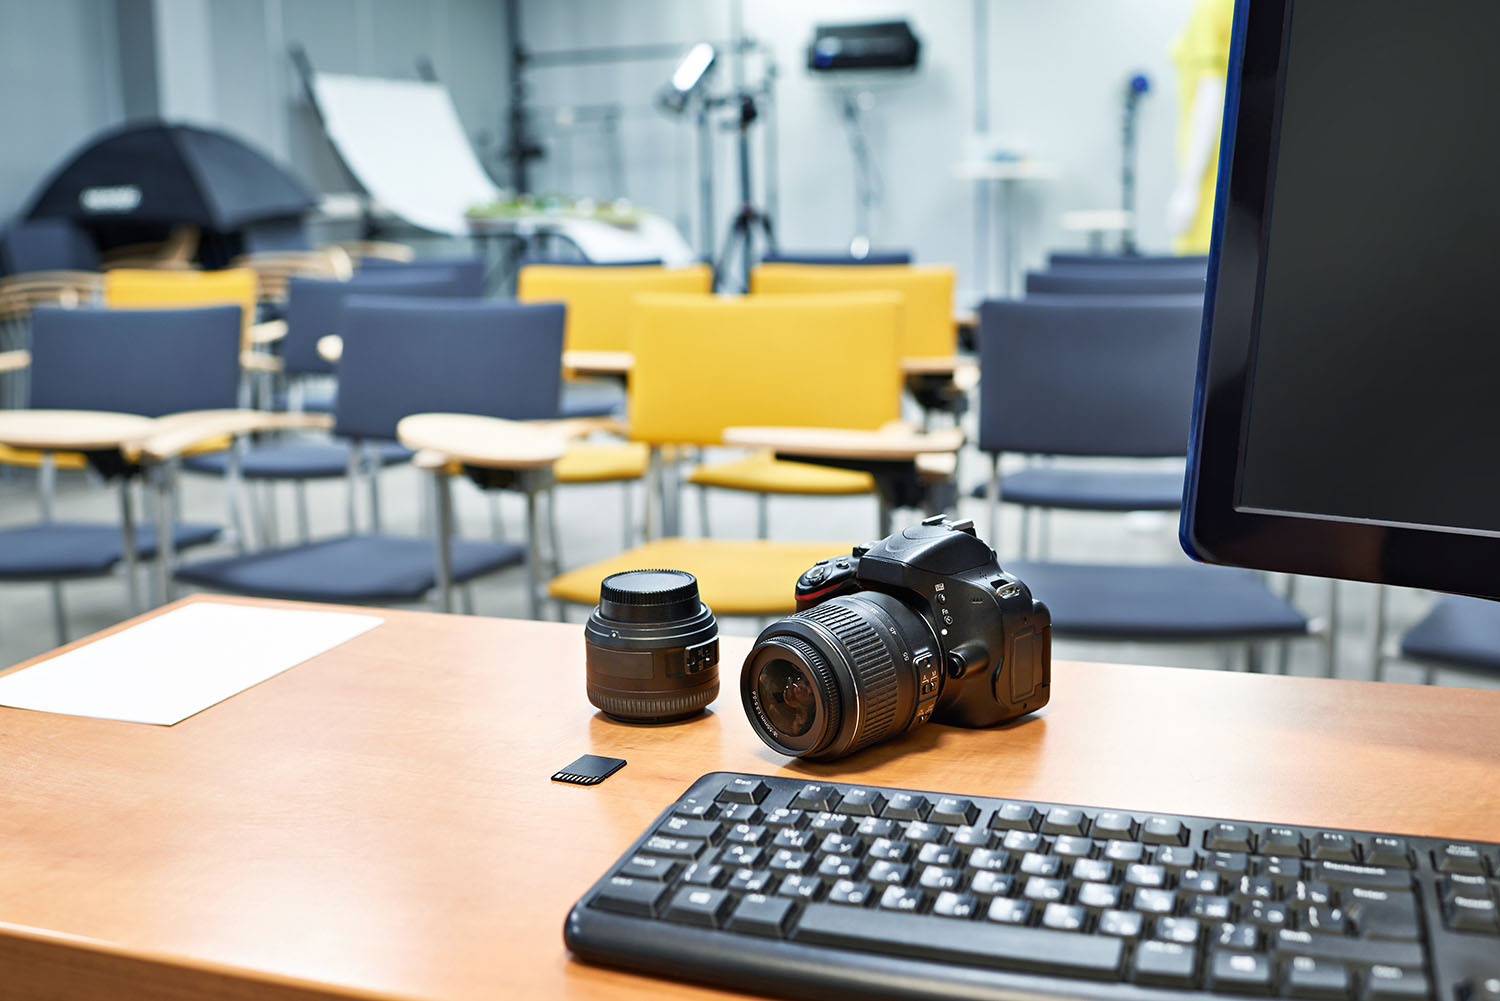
[714,95,776,292]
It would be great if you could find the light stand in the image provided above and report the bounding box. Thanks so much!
[1121,72,1151,255]
[839,89,880,258]
[714,94,776,293]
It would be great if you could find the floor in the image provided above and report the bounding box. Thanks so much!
[2,394,1495,695]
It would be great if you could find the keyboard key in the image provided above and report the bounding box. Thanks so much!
[1179,869,1221,895]
[1304,905,1349,934]
[1143,816,1187,846]
[807,812,854,835]
[839,788,885,816]
[1238,875,1278,901]
[1133,940,1198,988]
[1284,956,1352,1001]
[590,876,670,917]
[932,891,979,918]
[992,802,1041,831]
[777,874,823,901]
[1447,894,1500,933]
[1076,881,1121,910]
[1131,888,1176,915]
[951,824,993,848]
[793,902,1125,978]
[1312,832,1359,863]
[819,833,862,857]
[1053,835,1094,859]
[642,835,705,859]
[903,821,947,844]
[1155,916,1201,945]
[1261,826,1306,857]
[769,849,812,874]
[765,807,805,830]
[1042,902,1087,931]
[880,792,929,821]
[1098,909,1143,938]
[930,796,979,826]
[1024,877,1068,903]
[1155,845,1199,871]
[673,796,719,820]
[1020,852,1062,877]
[1295,880,1335,906]
[1207,850,1250,875]
[1042,807,1089,836]
[665,886,733,927]
[720,844,765,868]
[1344,890,1421,940]
[1438,843,1491,876]
[1361,965,1430,1001]
[1206,822,1254,852]
[726,867,773,894]
[1104,840,1146,864]
[816,854,859,879]
[771,827,813,851]
[918,866,962,891]
[1215,922,1260,950]
[867,860,909,884]
[827,879,872,906]
[1316,861,1413,890]
[720,802,763,824]
[1361,836,1413,868]
[1273,929,1426,968]
[1125,863,1167,888]
[728,893,795,937]
[724,823,766,846]
[968,871,1013,897]
[1188,894,1232,921]
[790,783,841,812]
[619,855,679,881]
[659,816,722,842]
[1209,950,1273,994]
[1259,856,1305,885]
[987,897,1032,924]
[916,842,958,866]
[1245,900,1291,931]
[1093,811,1137,841]
[868,838,909,862]
[680,862,726,887]
[877,885,924,912]
[1001,830,1044,854]
[1072,858,1115,884]
[716,777,769,804]
[1462,978,1500,1001]
[966,848,1009,872]
[854,816,895,839]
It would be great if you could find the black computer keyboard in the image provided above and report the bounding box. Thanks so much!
[564,772,1500,1001]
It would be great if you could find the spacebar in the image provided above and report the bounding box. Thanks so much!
[792,904,1125,980]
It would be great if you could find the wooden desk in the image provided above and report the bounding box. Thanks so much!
[2,596,1498,1001]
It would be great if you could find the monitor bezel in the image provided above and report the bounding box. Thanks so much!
[1180,0,1500,599]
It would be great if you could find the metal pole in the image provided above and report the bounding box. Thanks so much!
[972,0,992,295]
[431,471,454,613]
[696,102,715,260]
[118,478,142,614]
[525,479,542,619]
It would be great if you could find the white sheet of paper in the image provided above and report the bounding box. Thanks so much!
[0,603,382,725]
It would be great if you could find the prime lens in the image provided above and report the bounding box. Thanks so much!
[585,569,719,724]
[740,591,938,760]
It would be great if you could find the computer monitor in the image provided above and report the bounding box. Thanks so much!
[1181,0,1500,601]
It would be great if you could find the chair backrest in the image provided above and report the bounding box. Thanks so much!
[282,271,473,376]
[334,297,566,441]
[103,268,259,351]
[749,263,955,359]
[357,256,486,297]
[516,263,713,352]
[29,305,241,417]
[628,292,903,446]
[1024,270,1207,296]
[239,217,311,254]
[1,219,100,275]
[977,297,1205,458]
[762,251,913,266]
[1048,252,1209,270]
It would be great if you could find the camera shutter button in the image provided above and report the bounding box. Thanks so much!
[803,566,829,585]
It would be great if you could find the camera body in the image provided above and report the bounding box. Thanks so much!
[742,517,1050,760]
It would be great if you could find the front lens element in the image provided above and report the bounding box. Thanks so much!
[756,658,817,737]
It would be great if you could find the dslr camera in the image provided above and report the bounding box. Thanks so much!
[740,517,1051,761]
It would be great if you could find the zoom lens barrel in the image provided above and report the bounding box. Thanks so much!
[586,570,719,724]
[740,591,937,760]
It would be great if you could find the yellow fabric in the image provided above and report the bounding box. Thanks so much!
[749,264,956,360]
[516,263,713,352]
[0,444,88,470]
[628,292,903,446]
[1170,0,1235,255]
[104,268,260,350]
[553,441,648,483]
[548,537,854,615]
[688,450,874,495]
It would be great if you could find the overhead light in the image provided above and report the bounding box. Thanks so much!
[658,43,717,115]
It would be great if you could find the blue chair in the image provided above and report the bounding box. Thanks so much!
[357,257,486,298]
[175,296,565,611]
[1048,252,1208,270]
[972,297,1320,673]
[1372,591,1500,684]
[976,297,1204,554]
[183,271,473,543]
[762,251,913,266]
[1025,271,1207,296]
[0,219,100,275]
[0,306,240,643]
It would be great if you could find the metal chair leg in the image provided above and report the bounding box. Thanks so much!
[225,444,249,554]
[489,493,506,540]
[1371,585,1388,682]
[547,484,563,573]
[117,478,141,614]
[645,447,663,541]
[152,463,177,606]
[621,482,634,549]
[294,481,311,542]
[524,480,543,620]
[987,453,1001,551]
[756,494,769,540]
[48,583,67,646]
[698,485,711,538]
[345,443,361,535]
[430,470,455,613]
[1324,579,1339,678]
[365,442,383,534]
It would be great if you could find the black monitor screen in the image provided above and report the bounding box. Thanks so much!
[1235,0,1500,538]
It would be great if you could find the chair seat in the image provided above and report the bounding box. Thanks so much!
[688,452,875,496]
[273,384,338,414]
[175,534,524,603]
[1400,595,1500,674]
[554,442,648,484]
[561,379,625,419]
[549,538,853,616]
[0,522,221,579]
[1005,560,1308,641]
[181,440,413,479]
[973,468,1185,511]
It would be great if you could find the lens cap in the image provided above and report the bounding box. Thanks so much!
[599,569,702,623]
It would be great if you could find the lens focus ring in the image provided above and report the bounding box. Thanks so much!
[798,599,901,750]
[586,681,718,722]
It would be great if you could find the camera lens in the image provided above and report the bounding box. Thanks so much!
[585,569,719,724]
[741,592,939,760]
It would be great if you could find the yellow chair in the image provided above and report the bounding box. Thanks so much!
[548,292,903,617]
[517,264,712,545]
[104,268,260,354]
[749,262,958,361]
[517,263,713,353]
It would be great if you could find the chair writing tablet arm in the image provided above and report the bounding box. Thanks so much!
[128,410,333,463]
[721,424,964,462]
[0,349,30,374]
